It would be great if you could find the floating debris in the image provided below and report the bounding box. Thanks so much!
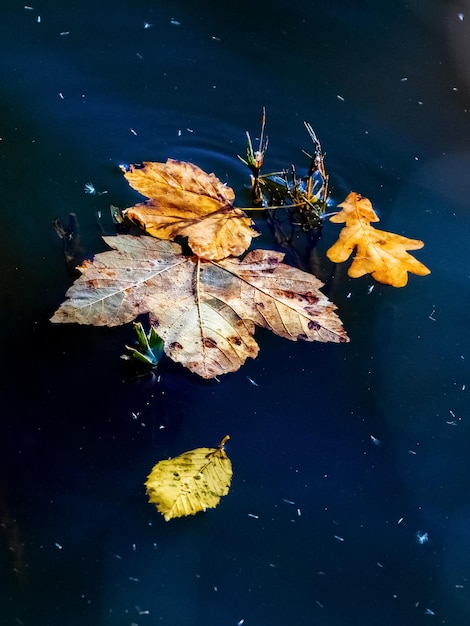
[84,182,96,195]
[416,531,429,545]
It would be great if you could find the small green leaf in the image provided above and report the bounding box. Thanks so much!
[126,321,164,366]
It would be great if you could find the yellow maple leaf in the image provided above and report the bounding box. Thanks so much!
[121,159,259,260]
[326,192,431,287]
[145,436,232,521]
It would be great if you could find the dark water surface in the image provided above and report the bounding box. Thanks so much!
[1,1,469,625]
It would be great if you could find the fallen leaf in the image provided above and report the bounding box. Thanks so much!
[121,159,258,260]
[326,192,431,287]
[145,436,232,521]
[51,235,348,378]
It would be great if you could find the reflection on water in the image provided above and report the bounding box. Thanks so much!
[1,1,469,625]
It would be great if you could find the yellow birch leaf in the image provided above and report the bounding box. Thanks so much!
[121,159,259,260]
[326,192,431,287]
[145,436,232,521]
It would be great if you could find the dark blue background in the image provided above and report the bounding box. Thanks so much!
[1,1,469,625]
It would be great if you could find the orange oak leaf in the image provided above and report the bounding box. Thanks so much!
[51,235,348,378]
[121,159,259,260]
[326,192,431,287]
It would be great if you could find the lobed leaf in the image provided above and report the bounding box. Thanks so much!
[51,235,348,378]
[122,159,259,260]
[327,192,431,287]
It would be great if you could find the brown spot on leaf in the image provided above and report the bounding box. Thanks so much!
[170,341,183,351]
[228,336,242,346]
[202,337,218,349]
[308,320,320,331]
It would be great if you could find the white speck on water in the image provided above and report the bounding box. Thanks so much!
[337,94,345,101]
[416,531,429,544]
[54,542,63,550]
[170,18,181,26]
[297,508,302,516]
[367,285,374,294]
[400,77,408,81]
[398,517,404,524]
[129,576,140,582]
[130,128,137,136]
[237,620,245,626]
[334,535,345,542]
[84,182,96,195]
[283,498,295,505]
[370,435,381,446]
[137,608,150,615]
[424,608,435,615]
[247,376,259,386]
[247,513,259,519]
[144,22,153,29]
[458,13,464,21]
[132,543,137,551]
[60,31,69,36]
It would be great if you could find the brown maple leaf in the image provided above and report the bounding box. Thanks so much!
[121,159,259,260]
[51,235,349,378]
[326,192,431,287]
